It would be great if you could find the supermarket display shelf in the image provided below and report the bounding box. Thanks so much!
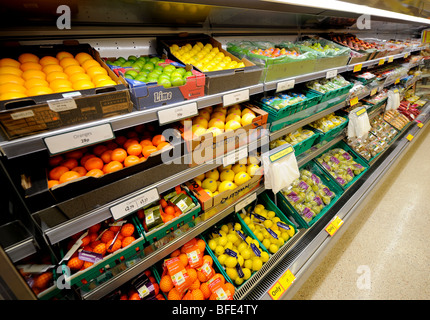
[81,184,267,300]
[33,134,269,246]
[0,220,37,264]
[243,102,430,301]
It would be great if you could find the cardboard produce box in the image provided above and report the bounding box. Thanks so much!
[0,41,132,140]
[105,56,205,111]
[157,34,263,95]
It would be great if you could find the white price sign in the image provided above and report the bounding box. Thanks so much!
[326,69,338,79]
[235,192,257,213]
[110,188,160,220]
[276,79,295,93]
[223,89,250,107]
[44,123,115,155]
[222,146,248,167]
[158,102,198,125]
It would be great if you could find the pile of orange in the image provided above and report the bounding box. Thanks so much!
[17,254,54,296]
[119,270,165,300]
[66,219,138,274]
[0,51,117,101]
[158,238,235,300]
[47,126,171,187]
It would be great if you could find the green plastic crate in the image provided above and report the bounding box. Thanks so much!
[276,161,344,229]
[306,82,353,104]
[201,214,270,290]
[313,140,369,191]
[235,191,298,252]
[312,118,349,145]
[60,218,146,288]
[138,187,201,244]
[291,128,321,157]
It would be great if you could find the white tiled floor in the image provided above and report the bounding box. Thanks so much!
[293,126,430,300]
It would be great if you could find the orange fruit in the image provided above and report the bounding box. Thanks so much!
[164,206,175,216]
[92,243,107,255]
[27,86,53,96]
[33,272,53,289]
[47,180,60,188]
[88,223,101,234]
[96,79,116,87]
[59,57,79,69]
[197,270,208,283]
[49,166,69,180]
[42,64,63,74]
[0,83,26,94]
[124,155,140,167]
[200,282,211,299]
[103,160,123,174]
[0,74,25,86]
[0,58,20,68]
[121,236,135,248]
[126,143,142,156]
[83,261,94,269]
[0,66,23,77]
[178,253,188,268]
[65,149,84,160]
[170,249,181,257]
[59,170,81,183]
[196,239,206,253]
[100,150,113,164]
[72,79,95,90]
[56,51,74,61]
[159,275,174,293]
[224,282,235,296]
[81,59,100,71]
[71,166,87,176]
[120,223,135,237]
[53,87,73,93]
[0,91,27,101]
[24,78,49,89]
[46,71,68,83]
[186,267,197,283]
[48,155,64,167]
[85,168,104,178]
[123,138,139,149]
[18,53,39,64]
[84,156,103,171]
[39,56,59,66]
[61,158,78,170]
[90,144,107,157]
[92,74,112,86]
[139,139,153,148]
[152,134,166,147]
[163,214,175,222]
[202,255,213,266]
[111,148,127,162]
[167,288,182,300]
[67,257,84,270]
[86,66,107,79]
[64,65,85,77]
[191,289,204,300]
[50,79,73,91]
[115,135,127,146]
[69,72,91,83]
[157,141,170,150]
[100,230,115,244]
[190,278,200,290]
[142,145,158,158]
[106,238,122,253]
[22,69,46,81]
[79,154,96,166]
[212,273,225,285]
[75,52,93,65]
[20,62,42,72]
[128,292,141,300]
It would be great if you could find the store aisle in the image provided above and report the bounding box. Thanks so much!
[293,126,430,300]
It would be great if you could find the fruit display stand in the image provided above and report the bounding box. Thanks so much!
[157,34,264,95]
[0,41,132,140]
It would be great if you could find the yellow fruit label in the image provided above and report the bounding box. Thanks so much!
[406,134,414,141]
[417,123,423,128]
[355,107,366,116]
[378,58,385,66]
[371,88,377,96]
[268,282,285,300]
[279,269,295,291]
[332,216,344,229]
[350,97,359,106]
[353,64,362,72]
[269,146,293,162]
[395,78,400,84]
[325,223,338,236]
[388,56,394,63]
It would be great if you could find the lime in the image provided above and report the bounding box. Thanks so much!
[125,70,138,78]
[116,57,126,64]
[134,74,147,82]
[128,55,137,61]
[158,78,171,88]
[163,65,176,74]
[171,77,184,87]
[142,62,155,72]
[122,61,134,67]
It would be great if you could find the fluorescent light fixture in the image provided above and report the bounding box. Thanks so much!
[263,0,430,24]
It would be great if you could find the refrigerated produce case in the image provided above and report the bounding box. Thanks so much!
[0,0,429,301]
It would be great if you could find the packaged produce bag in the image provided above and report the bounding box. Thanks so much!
[347,107,371,139]
[385,89,401,111]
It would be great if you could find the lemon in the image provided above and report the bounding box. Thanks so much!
[237,255,244,267]
[217,254,227,266]
[202,178,218,193]
[221,225,229,233]
[215,245,225,256]
[196,173,205,181]
[235,277,244,286]
[252,258,263,272]
[267,211,276,219]
[241,248,252,260]
[218,236,227,247]
[218,180,237,193]
[208,239,217,251]
[269,244,279,254]
[242,267,252,280]
[244,259,253,269]
[255,232,264,242]
[260,252,269,263]
[231,163,247,174]
[234,172,251,186]
[225,241,234,250]
[204,189,213,197]
[281,232,290,241]
[205,169,220,181]
[286,227,295,237]
[246,164,260,177]
[234,223,241,231]
[227,233,238,243]
[226,267,238,281]
[262,239,271,249]
[225,256,238,268]
[277,238,285,247]
[248,224,256,232]
[263,219,273,229]
[243,216,251,225]
[272,217,281,224]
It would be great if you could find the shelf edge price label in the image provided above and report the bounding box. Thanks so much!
[276,79,295,93]
[406,134,414,141]
[404,52,410,59]
[417,122,424,128]
[388,56,394,63]
[370,88,377,96]
[325,215,344,236]
[44,123,115,155]
[268,282,285,300]
[354,107,367,117]
[350,96,359,106]
[110,188,160,220]
[269,144,294,162]
[395,78,400,84]
[279,269,296,291]
[326,69,338,79]
[378,58,385,66]
[268,269,295,300]
[223,89,250,107]
[235,192,257,213]
[158,102,198,126]
[353,64,362,73]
